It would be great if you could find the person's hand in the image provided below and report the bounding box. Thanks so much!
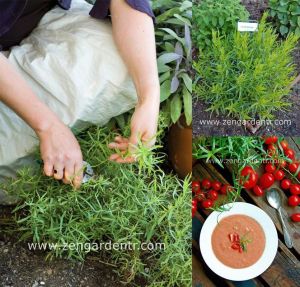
[37,120,83,188]
[108,98,159,163]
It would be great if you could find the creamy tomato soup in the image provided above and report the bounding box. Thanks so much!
[211,214,265,269]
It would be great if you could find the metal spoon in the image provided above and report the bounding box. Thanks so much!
[266,188,293,248]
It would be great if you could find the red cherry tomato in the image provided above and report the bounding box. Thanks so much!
[264,136,278,145]
[288,195,300,207]
[290,184,300,195]
[192,181,201,193]
[267,144,278,156]
[285,148,295,160]
[274,170,285,181]
[220,184,233,195]
[253,185,264,196]
[288,162,299,174]
[202,179,211,190]
[192,204,197,214]
[207,190,218,201]
[265,163,276,173]
[290,213,300,222]
[240,166,258,189]
[211,181,221,191]
[281,179,292,190]
[298,173,300,180]
[192,199,197,207]
[280,140,289,151]
[259,173,275,189]
[195,191,206,202]
[202,199,213,209]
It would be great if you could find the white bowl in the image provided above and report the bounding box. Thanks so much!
[199,202,278,281]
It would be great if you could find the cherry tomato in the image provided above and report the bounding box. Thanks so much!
[267,144,277,156]
[253,185,264,196]
[290,184,300,195]
[265,163,276,173]
[285,148,295,160]
[240,166,258,189]
[259,173,275,189]
[281,179,292,190]
[288,195,300,207]
[192,199,197,207]
[280,140,289,151]
[274,170,285,181]
[192,181,201,193]
[288,162,299,174]
[202,199,213,209]
[195,191,206,202]
[202,179,211,190]
[211,181,221,191]
[192,199,197,217]
[220,184,233,195]
[290,213,300,222]
[207,190,218,201]
[264,136,278,145]
[298,172,300,180]
[192,204,197,216]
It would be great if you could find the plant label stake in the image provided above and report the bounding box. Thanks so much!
[237,21,258,32]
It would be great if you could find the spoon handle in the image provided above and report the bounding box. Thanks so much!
[278,207,293,248]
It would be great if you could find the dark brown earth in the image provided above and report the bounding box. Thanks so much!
[0,207,146,287]
[192,0,300,137]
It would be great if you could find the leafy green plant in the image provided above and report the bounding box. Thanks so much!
[153,0,192,125]
[193,136,266,171]
[194,14,299,120]
[1,126,191,287]
[193,0,249,49]
[269,0,300,37]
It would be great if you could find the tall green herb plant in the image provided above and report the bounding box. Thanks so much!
[1,126,191,287]
[194,14,298,120]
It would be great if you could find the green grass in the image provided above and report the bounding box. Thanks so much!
[1,126,191,286]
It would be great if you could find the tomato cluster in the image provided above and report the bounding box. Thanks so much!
[239,138,300,206]
[264,137,300,208]
[192,179,233,217]
[239,136,300,221]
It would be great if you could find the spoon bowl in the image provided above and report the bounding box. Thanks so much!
[266,188,281,210]
[266,188,293,248]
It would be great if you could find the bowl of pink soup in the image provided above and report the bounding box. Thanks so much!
[199,202,278,281]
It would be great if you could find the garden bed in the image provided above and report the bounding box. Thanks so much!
[192,0,300,136]
[0,126,191,287]
[0,206,148,287]
[0,233,146,287]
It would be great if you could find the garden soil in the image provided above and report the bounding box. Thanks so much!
[0,209,146,287]
[192,0,300,137]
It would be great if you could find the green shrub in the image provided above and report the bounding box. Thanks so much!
[193,0,249,50]
[194,14,299,120]
[269,0,300,37]
[1,126,191,286]
[153,0,192,125]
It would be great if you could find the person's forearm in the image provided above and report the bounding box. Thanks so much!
[110,0,160,105]
[0,54,60,134]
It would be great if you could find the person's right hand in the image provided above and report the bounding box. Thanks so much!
[36,121,83,188]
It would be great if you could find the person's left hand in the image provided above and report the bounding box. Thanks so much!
[108,99,159,163]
